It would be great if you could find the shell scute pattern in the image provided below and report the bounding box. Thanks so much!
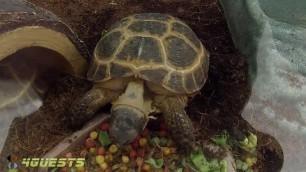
[134,13,172,21]
[88,13,209,94]
[110,63,133,78]
[128,21,167,36]
[117,36,164,65]
[184,73,197,93]
[163,36,197,69]
[166,72,185,93]
[95,31,122,59]
[139,68,169,84]
[171,22,201,49]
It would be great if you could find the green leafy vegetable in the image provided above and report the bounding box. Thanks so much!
[145,157,163,168]
[247,132,257,148]
[98,131,111,147]
[190,150,211,172]
[210,130,231,149]
[182,158,200,172]
[219,160,227,172]
[159,137,168,147]
[190,150,226,172]
[150,137,160,145]
[233,131,258,154]
[246,168,254,172]
[238,137,257,153]
[176,168,183,172]
[251,157,257,164]
[236,159,249,171]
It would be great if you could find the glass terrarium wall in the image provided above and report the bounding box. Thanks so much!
[0,0,89,164]
[0,46,75,151]
[220,0,306,171]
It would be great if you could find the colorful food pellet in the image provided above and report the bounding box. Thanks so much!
[101,123,110,131]
[136,157,144,167]
[104,168,112,172]
[89,147,97,155]
[105,154,114,162]
[75,121,182,172]
[90,131,98,140]
[65,152,73,158]
[162,147,171,156]
[129,150,137,159]
[122,155,129,164]
[142,164,151,171]
[109,144,118,153]
[79,150,88,158]
[159,137,168,147]
[132,139,139,149]
[85,138,95,148]
[150,137,160,145]
[137,148,145,156]
[99,162,108,170]
[76,167,85,172]
[119,165,128,172]
[139,138,148,147]
[246,157,254,167]
[71,118,204,171]
[98,147,106,155]
[105,150,112,155]
[95,155,105,165]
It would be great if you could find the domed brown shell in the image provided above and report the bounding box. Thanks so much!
[87,13,209,94]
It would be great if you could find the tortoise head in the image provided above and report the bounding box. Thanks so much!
[109,81,154,146]
[110,105,146,146]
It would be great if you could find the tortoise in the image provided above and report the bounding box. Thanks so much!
[67,13,209,151]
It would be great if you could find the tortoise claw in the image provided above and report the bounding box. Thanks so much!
[156,96,196,155]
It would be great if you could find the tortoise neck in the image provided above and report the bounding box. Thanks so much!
[111,81,154,116]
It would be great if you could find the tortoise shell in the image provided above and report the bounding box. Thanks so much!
[87,13,209,94]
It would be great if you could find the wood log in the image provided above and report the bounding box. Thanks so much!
[0,0,91,164]
[0,0,90,75]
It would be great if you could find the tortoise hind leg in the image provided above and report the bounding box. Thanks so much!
[65,87,120,129]
[155,96,196,153]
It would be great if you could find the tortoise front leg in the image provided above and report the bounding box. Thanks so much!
[65,87,120,129]
[155,96,195,153]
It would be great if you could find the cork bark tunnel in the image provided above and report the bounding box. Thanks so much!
[0,0,89,127]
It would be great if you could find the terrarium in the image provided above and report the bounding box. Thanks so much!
[1,0,305,171]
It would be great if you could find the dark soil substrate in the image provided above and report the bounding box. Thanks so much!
[1,0,283,171]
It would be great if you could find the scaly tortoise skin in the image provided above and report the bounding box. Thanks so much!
[67,13,209,152]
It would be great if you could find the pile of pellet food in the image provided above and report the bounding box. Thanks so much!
[54,120,258,172]
[58,120,187,172]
